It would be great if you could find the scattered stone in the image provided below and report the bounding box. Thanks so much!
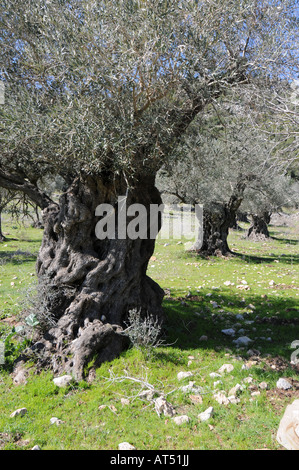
[53,375,73,388]
[242,360,257,370]
[199,335,208,342]
[276,399,299,450]
[198,407,214,422]
[233,336,253,347]
[177,371,193,381]
[222,328,235,336]
[259,382,268,390]
[213,392,230,405]
[228,396,240,404]
[118,442,136,450]
[154,396,175,417]
[172,415,190,425]
[13,366,28,386]
[236,314,244,321]
[50,417,64,426]
[276,378,293,390]
[189,394,203,404]
[228,384,242,396]
[10,408,27,418]
[213,380,222,388]
[121,398,130,406]
[251,391,261,397]
[218,364,234,374]
[243,377,253,384]
[209,372,221,378]
[31,445,41,450]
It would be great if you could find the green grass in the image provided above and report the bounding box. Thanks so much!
[0,213,298,450]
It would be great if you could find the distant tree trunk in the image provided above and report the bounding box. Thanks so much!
[247,211,271,239]
[0,210,5,241]
[32,175,164,380]
[197,180,246,256]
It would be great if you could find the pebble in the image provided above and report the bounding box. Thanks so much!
[50,417,64,426]
[118,442,136,450]
[177,371,193,380]
[218,364,234,374]
[233,336,253,347]
[222,328,236,336]
[277,378,293,390]
[53,375,73,388]
[172,415,190,425]
[10,408,27,418]
[198,407,214,422]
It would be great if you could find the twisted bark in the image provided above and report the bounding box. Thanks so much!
[31,175,164,379]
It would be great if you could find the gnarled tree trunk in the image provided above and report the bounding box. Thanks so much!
[197,181,247,256]
[199,203,235,256]
[247,211,271,240]
[31,175,164,380]
[0,211,5,241]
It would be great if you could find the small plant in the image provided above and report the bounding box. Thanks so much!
[122,308,164,358]
[20,275,59,333]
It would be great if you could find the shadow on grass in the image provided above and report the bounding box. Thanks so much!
[231,251,299,265]
[0,250,38,265]
[160,290,299,368]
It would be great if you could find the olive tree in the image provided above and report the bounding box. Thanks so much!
[0,0,297,378]
[156,96,290,255]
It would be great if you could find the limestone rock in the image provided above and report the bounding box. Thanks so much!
[172,415,190,425]
[154,396,175,417]
[276,378,292,390]
[177,371,193,381]
[198,407,214,422]
[276,400,299,450]
[53,375,73,388]
[118,442,136,450]
[218,364,234,374]
[10,408,27,418]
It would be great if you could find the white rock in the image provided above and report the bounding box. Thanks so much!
[50,417,64,426]
[199,335,208,342]
[228,384,242,396]
[198,407,214,422]
[277,378,292,390]
[276,399,299,450]
[233,336,253,347]
[235,314,244,321]
[222,328,236,336]
[118,442,136,450]
[218,364,234,374]
[31,445,41,450]
[172,415,190,425]
[177,371,193,381]
[209,372,221,378]
[259,382,268,390]
[213,392,230,405]
[53,375,73,388]
[154,396,175,417]
[10,408,27,418]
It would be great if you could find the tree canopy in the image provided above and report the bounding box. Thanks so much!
[1,0,298,195]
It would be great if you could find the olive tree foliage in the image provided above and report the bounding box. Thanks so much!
[241,175,299,239]
[0,0,298,379]
[156,96,290,254]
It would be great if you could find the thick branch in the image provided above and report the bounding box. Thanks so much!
[0,170,54,209]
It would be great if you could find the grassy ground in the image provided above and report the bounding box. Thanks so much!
[0,212,298,450]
